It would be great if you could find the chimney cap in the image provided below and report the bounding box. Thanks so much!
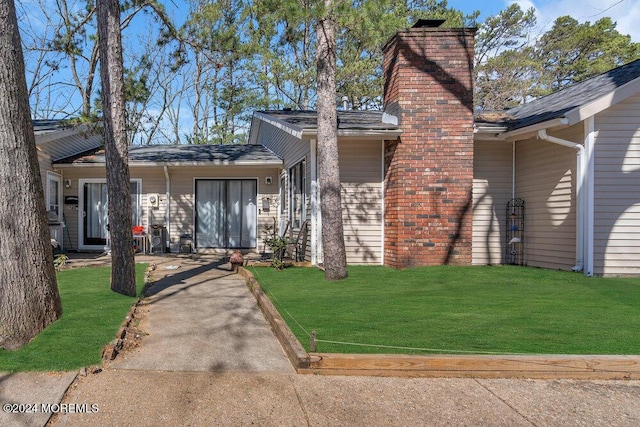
[412,19,446,28]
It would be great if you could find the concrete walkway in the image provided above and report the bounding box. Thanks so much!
[110,256,293,373]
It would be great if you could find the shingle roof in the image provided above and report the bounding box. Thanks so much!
[32,119,65,135]
[257,109,400,131]
[480,59,640,131]
[55,144,282,165]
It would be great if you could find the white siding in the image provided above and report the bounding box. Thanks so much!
[472,141,512,265]
[515,125,581,270]
[593,94,640,276]
[339,139,383,264]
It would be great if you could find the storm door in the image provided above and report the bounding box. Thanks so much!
[83,182,109,246]
[195,179,257,249]
[80,180,141,249]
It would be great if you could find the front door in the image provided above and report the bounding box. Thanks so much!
[83,182,109,246]
[79,180,141,250]
[195,179,257,249]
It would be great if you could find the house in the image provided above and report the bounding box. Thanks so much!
[38,20,640,276]
[474,59,640,277]
[53,144,281,253]
[34,120,102,250]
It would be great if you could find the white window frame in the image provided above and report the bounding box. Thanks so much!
[46,171,62,222]
[289,159,306,229]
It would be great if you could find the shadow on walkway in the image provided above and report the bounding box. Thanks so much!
[111,256,293,373]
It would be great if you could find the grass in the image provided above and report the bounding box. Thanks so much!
[250,265,640,355]
[0,264,146,372]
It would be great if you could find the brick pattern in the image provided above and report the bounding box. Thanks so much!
[383,28,476,268]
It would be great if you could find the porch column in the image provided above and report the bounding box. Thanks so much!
[310,139,322,264]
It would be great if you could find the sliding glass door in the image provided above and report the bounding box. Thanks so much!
[195,179,257,249]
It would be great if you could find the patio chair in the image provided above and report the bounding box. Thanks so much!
[286,219,309,262]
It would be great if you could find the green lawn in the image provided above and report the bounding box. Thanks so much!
[0,265,146,372]
[250,265,640,355]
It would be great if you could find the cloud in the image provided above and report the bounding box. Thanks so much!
[511,0,640,42]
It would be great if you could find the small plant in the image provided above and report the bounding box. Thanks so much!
[264,234,288,270]
[53,254,69,271]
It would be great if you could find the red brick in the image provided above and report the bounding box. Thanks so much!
[383,27,475,269]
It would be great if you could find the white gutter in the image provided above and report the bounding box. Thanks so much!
[163,165,171,252]
[502,118,569,141]
[537,129,586,273]
[54,160,283,168]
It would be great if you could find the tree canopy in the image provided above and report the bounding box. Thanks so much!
[17,0,640,141]
[475,4,640,111]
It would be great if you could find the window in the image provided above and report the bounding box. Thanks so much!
[289,160,306,229]
[46,172,62,222]
[130,181,141,226]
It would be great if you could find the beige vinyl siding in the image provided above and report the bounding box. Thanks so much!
[38,133,102,161]
[38,150,53,193]
[57,165,279,253]
[57,168,106,251]
[515,125,581,270]
[472,141,512,265]
[338,139,383,264]
[593,94,640,276]
[255,122,309,252]
[57,167,164,251]
[257,122,309,169]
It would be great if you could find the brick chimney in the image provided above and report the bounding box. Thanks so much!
[382,21,476,268]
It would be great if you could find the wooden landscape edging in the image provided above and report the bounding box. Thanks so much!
[237,267,312,369]
[238,267,640,380]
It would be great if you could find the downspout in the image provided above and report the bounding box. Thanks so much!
[537,129,585,273]
[584,117,595,277]
[164,165,171,252]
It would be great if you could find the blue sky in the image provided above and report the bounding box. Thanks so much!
[449,0,640,42]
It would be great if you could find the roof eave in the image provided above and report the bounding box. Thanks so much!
[54,160,284,168]
[35,123,90,145]
[253,112,305,139]
[301,129,403,140]
[564,75,640,125]
[474,125,508,141]
[500,118,569,141]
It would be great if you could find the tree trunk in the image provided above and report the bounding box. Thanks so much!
[0,0,62,349]
[97,0,136,296]
[316,2,347,281]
